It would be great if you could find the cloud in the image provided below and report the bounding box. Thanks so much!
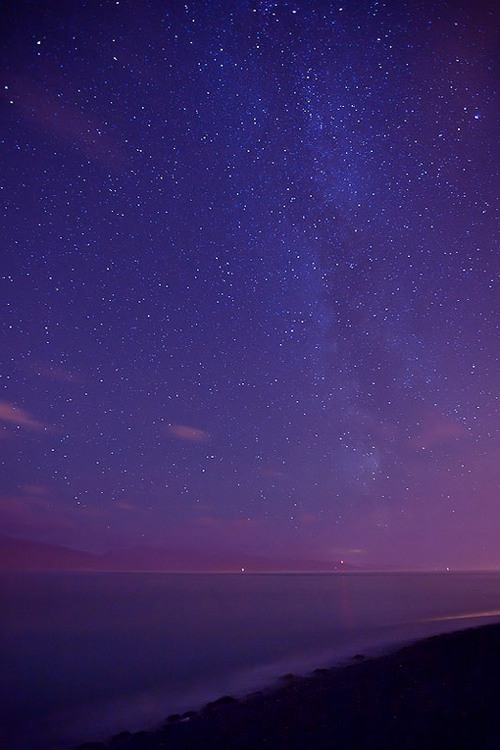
[113,501,136,511]
[0,401,48,431]
[22,485,49,497]
[261,469,286,479]
[196,516,262,530]
[167,424,211,443]
[31,361,82,384]
[0,493,77,535]
[408,413,467,451]
[327,546,368,557]
[4,76,126,169]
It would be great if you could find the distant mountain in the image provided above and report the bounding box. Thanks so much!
[0,534,101,570]
[0,534,371,572]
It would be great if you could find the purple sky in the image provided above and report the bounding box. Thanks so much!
[1,0,498,569]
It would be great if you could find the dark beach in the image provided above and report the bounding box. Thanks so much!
[78,622,500,750]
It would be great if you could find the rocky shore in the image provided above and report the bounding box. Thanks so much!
[78,623,500,750]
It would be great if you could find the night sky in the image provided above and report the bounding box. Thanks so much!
[1,0,498,569]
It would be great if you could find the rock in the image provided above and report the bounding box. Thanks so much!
[110,731,132,743]
[166,713,182,723]
[209,695,238,707]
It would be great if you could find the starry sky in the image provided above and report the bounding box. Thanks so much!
[1,0,498,569]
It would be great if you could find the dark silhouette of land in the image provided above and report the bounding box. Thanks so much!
[78,623,500,750]
[0,534,379,572]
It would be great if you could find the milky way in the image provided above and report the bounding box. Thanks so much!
[1,0,498,568]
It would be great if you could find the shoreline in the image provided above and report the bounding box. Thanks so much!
[77,622,500,749]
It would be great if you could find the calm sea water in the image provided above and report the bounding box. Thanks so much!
[1,571,500,749]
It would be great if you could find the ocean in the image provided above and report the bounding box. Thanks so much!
[1,571,500,749]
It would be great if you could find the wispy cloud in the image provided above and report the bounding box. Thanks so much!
[31,361,82,384]
[408,413,467,451]
[0,401,48,432]
[21,485,49,497]
[0,492,77,535]
[167,424,211,443]
[3,76,126,170]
